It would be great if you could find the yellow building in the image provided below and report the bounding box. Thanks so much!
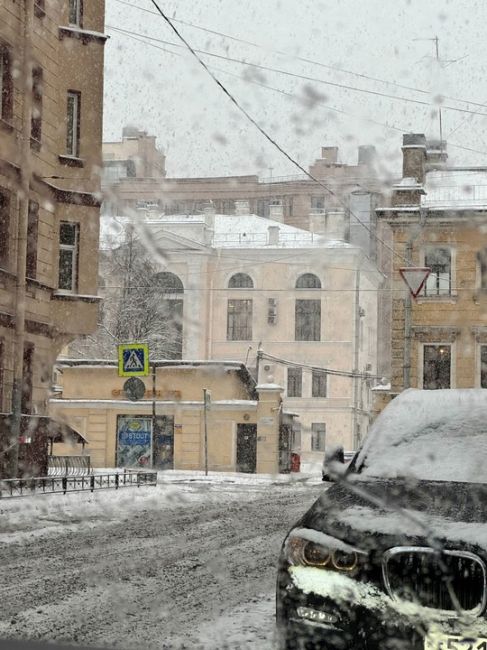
[50,360,295,474]
[377,133,487,398]
[0,0,105,474]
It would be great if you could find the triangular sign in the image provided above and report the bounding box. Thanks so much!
[125,350,144,370]
[399,267,431,298]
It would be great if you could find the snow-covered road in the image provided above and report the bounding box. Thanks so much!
[0,472,324,649]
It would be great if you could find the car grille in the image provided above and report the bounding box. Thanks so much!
[382,547,487,615]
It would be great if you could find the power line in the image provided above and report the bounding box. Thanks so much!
[107,24,487,119]
[258,352,382,381]
[106,26,487,160]
[113,0,483,112]
[114,12,406,266]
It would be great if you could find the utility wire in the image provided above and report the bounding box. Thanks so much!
[259,352,382,381]
[108,24,487,119]
[113,0,482,112]
[107,26,487,159]
[119,10,407,265]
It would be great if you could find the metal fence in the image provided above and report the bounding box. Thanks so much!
[0,470,157,499]
[48,455,91,476]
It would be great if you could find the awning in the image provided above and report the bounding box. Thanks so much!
[0,413,89,445]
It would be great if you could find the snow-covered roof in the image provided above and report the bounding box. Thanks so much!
[422,168,487,210]
[100,213,355,251]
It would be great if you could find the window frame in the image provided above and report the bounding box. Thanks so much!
[227,298,253,341]
[421,343,452,390]
[295,298,321,341]
[287,367,303,398]
[0,44,13,123]
[311,423,326,452]
[228,273,254,289]
[58,221,80,293]
[66,90,81,158]
[295,273,322,289]
[26,201,39,279]
[0,188,11,270]
[312,369,327,398]
[68,0,83,26]
[30,66,43,146]
[422,247,452,297]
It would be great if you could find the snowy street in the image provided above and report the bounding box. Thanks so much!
[0,472,324,649]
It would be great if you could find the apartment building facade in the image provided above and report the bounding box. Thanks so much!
[0,0,105,474]
[99,203,382,469]
[376,133,487,399]
[101,129,383,260]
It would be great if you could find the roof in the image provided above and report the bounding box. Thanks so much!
[100,212,355,251]
[422,168,487,210]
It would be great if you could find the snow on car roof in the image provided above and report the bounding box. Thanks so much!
[357,388,487,483]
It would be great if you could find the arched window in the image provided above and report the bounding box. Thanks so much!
[152,271,184,293]
[296,273,321,289]
[228,273,254,288]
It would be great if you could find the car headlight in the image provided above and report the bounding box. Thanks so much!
[285,535,362,573]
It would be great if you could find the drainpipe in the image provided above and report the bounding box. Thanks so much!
[9,0,34,478]
[352,268,361,449]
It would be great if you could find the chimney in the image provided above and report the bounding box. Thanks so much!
[402,133,427,183]
[269,202,284,223]
[267,225,280,245]
[235,200,250,216]
[426,139,448,168]
[358,145,376,166]
[321,146,339,164]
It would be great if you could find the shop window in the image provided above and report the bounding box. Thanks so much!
[423,344,451,390]
[287,367,302,397]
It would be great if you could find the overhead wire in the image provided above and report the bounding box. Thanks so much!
[112,0,483,112]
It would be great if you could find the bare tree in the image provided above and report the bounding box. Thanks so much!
[69,228,183,360]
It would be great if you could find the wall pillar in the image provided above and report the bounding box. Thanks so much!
[256,383,283,474]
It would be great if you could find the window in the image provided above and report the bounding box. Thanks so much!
[424,248,451,296]
[58,222,79,292]
[152,271,184,293]
[287,367,302,397]
[291,423,301,450]
[478,248,487,290]
[30,67,43,145]
[0,189,10,269]
[423,344,451,390]
[34,0,46,17]
[0,44,13,122]
[0,338,4,411]
[295,299,321,341]
[66,91,81,157]
[21,343,34,414]
[228,273,253,288]
[311,423,326,452]
[68,0,82,26]
[151,272,184,359]
[312,369,327,397]
[311,196,325,212]
[227,299,252,340]
[26,201,39,279]
[296,273,321,289]
[481,346,487,388]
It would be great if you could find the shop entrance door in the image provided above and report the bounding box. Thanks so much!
[153,415,174,470]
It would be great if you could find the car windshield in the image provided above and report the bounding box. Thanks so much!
[356,389,487,483]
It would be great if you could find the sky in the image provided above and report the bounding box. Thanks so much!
[103,0,487,178]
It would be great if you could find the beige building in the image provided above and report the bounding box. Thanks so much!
[99,204,382,469]
[102,129,382,259]
[377,133,487,401]
[50,360,293,474]
[0,0,105,474]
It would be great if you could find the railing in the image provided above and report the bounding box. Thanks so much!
[48,455,91,476]
[0,470,157,499]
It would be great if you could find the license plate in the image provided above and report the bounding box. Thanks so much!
[424,633,487,650]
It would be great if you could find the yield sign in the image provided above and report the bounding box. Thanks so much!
[399,267,431,298]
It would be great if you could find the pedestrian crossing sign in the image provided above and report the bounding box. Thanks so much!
[118,343,149,377]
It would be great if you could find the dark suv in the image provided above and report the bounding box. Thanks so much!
[276,388,487,649]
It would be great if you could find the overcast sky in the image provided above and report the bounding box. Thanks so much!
[103,0,487,178]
